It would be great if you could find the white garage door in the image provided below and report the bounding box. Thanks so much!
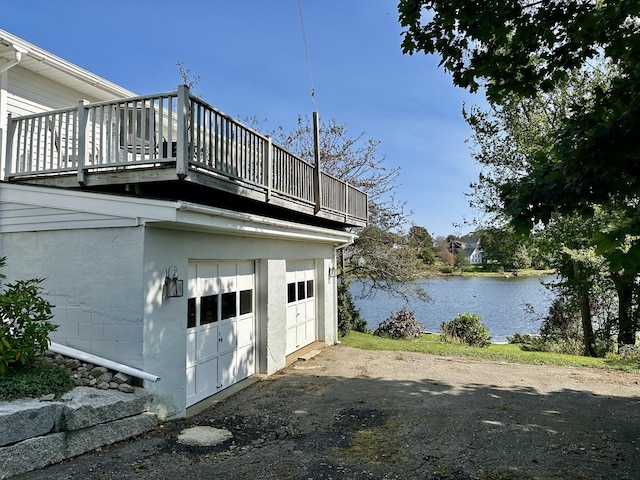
[186,261,255,407]
[286,260,316,355]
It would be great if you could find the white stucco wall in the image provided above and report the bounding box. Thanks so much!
[0,226,145,366]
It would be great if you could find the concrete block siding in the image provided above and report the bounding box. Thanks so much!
[2,227,145,367]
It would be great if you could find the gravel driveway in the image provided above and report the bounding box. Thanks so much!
[13,345,640,479]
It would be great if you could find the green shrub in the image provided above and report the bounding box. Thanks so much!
[0,257,57,375]
[338,279,367,337]
[619,345,640,364]
[0,358,72,400]
[507,333,539,344]
[374,308,423,340]
[441,313,491,347]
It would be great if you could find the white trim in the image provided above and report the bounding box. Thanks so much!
[174,202,356,244]
[0,29,135,100]
[0,183,357,245]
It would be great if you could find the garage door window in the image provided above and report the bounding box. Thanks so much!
[288,280,315,303]
[200,294,218,325]
[240,289,253,315]
[221,292,237,320]
[189,289,253,329]
[187,298,196,328]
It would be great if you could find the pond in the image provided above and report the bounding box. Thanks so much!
[350,275,557,343]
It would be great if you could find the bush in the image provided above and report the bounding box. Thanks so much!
[440,313,491,347]
[374,308,423,340]
[337,279,367,337]
[0,257,57,375]
[523,296,615,357]
[619,345,640,364]
[507,332,539,344]
[0,358,72,400]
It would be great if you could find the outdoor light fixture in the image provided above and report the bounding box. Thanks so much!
[329,266,337,277]
[164,265,183,298]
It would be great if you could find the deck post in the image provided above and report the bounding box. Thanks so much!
[176,85,190,179]
[345,182,349,222]
[312,110,322,213]
[264,135,272,202]
[77,99,89,186]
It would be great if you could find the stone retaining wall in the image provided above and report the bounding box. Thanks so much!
[0,387,157,479]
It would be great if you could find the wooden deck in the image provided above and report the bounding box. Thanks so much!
[4,86,367,228]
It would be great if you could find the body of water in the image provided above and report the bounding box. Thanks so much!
[351,275,556,343]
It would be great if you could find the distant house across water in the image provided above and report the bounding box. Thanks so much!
[447,235,484,264]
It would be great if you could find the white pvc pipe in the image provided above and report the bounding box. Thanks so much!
[49,342,160,382]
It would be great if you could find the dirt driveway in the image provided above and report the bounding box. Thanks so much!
[13,345,640,479]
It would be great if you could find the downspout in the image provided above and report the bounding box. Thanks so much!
[1,46,28,181]
[0,46,28,74]
[49,342,160,383]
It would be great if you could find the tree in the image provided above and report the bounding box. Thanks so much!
[479,227,530,271]
[398,0,640,345]
[408,225,436,265]
[464,72,636,351]
[272,115,429,302]
[398,0,640,230]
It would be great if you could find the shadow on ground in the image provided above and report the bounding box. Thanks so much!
[10,346,640,480]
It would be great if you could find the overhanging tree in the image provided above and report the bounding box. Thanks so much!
[398,0,640,345]
[398,0,640,226]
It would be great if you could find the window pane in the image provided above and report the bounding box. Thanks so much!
[287,283,296,303]
[200,294,218,325]
[221,292,237,320]
[298,281,306,300]
[306,280,314,299]
[240,289,253,315]
[187,298,196,329]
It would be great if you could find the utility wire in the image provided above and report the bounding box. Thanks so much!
[297,0,317,108]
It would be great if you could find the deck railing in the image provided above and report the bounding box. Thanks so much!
[4,86,367,224]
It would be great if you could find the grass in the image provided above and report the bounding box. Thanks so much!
[340,331,640,373]
[0,359,73,401]
[457,265,555,277]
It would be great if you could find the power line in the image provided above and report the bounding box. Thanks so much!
[297,0,317,107]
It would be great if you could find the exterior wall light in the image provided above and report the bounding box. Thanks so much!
[164,265,183,298]
[328,266,337,277]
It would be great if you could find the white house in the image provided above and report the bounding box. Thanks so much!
[0,30,366,418]
[447,235,484,265]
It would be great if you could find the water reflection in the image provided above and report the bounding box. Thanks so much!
[351,276,556,343]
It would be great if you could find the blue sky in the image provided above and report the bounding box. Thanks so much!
[3,1,485,238]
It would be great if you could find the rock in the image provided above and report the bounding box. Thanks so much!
[113,372,131,384]
[177,427,233,447]
[37,353,137,395]
[118,384,135,393]
[74,378,92,387]
[89,367,108,378]
[97,372,114,384]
